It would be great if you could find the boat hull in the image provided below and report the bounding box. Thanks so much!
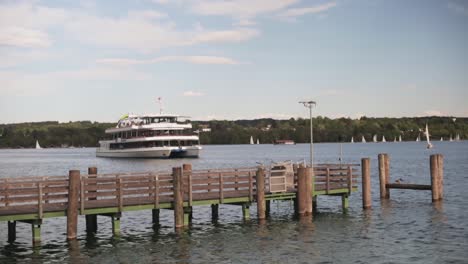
[96,146,201,158]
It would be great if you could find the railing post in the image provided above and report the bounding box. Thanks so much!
[152,173,160,227]
[431,154,444,201]
[67,170,80,240]
[86,167,98,234]
[183,164,193,224]
[361,158,371,209]
[173,167,184,229]
[256,167,266,220]
[378,154,390,199]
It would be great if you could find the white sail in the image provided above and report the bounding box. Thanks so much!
[456,134,460,141]
[250,136,254,145]
[449,135,453,142]
[382,136,386,143]
[373,134,377,143]
[361,136,366,143]
[351,137,354,143]
[440,137,443,141]
[416,134,420,142]
[399,135,402,142]
[36,140,42,149]
[394,137,397,142]
[256,138,260,144]
[425,124,433,149]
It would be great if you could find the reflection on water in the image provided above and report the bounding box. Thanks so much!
[1,142,468,263]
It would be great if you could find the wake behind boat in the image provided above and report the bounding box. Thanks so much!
[96,114,202,158]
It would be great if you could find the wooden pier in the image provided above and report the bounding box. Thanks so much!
[0,163,360,245]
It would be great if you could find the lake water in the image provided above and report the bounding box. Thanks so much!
[1,142,467,263]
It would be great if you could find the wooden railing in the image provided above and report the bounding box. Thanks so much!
[0,164,360,217]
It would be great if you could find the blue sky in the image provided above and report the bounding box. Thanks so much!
[1,0,467,123]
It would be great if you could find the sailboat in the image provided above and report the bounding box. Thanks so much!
[394,137,397,142]
[416,134,420,142]
[440,137,443,141]
[382,136,386,143]
[35,140,42,149]
[373,134,377,143]
[456,134,461,141]
[425,124,433,149]
[399,135,402,142]
[361,136,366,143]
[250,136,254,145]
[449,135,453,142]
[256,138,260,144]
[351,137,354,143]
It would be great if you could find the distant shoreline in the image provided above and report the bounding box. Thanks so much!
[1,116,466,148]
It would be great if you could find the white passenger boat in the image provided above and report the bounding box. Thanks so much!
[96,114,202,158]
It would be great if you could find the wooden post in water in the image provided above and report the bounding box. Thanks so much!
[305,167,313,215]
[172,167,184,229]
[256,167,266,220]
[361,158,371,209]
[437,154,444,200]
[297,167,313,216]
[183,164,193,224]
[86,167,98,234]
[67,170,80,240]
[430,154,444,201]
[378,154,390,199]
[31,219,42,245]
[8,221,16,243]
[211,204,219,222]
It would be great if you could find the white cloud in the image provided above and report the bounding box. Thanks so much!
[0,1,258,52]
[152,0,300,25]
[64,12,258,52]
[279,2,337,18]
[0,2,66,48]
[189,0,298,18]
[183,90,204,97]
[97,55,241,65]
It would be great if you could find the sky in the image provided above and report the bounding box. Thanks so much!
[0,0,467,123]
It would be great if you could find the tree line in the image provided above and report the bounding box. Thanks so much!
[0,117,466,148]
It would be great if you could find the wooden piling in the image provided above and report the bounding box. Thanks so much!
[431,154,444,201]
[67,170,80,240]
[172,167,184,228]
[152,209,160,227]
[361,158,371,209]
[305,167,313,215]
[86,167,98,234]
[211,204,219,222]
[8,221,16,243]
[297,167,312,215]
[242,203,250,220]
[256,167,266,220]
[437,154,444,200]
[31,220,42,245]
[378,154,390,199]
[111,213,121,236]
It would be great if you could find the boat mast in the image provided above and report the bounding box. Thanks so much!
[157,97,163,114]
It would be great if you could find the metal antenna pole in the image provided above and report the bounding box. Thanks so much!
[299,100,317,168]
